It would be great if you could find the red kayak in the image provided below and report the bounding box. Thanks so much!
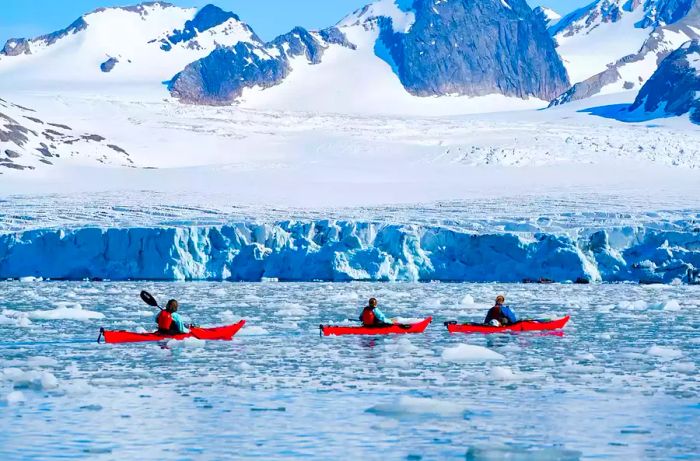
[99,321,246,344]
[445,316,570,334]
[321,317,432,337]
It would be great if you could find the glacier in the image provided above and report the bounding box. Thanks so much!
[0,221,698,283]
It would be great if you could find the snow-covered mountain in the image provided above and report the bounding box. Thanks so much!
[0,97,132,171]
[0,2,257,88]
[550,0,700,105]
[172,0,569,107]
[628,39,700,123]
[0,1,568,114]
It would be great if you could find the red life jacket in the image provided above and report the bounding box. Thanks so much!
[156,311,173,331]
[361,307,376,326]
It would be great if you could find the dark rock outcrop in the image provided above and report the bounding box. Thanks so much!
[100,57,119,73]
[169,25,355,104]
[169,43,289,104]
[376,0,569,100]
[629,40,700,123]
[161,4,258,51]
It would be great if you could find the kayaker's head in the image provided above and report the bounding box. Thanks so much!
[166,299,179,313]
[369,297,378,308]
[495,295,505,306]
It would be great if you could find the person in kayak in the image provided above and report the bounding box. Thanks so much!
[360,298,396,327]
[484,295,517,326]
[156,299,190,335]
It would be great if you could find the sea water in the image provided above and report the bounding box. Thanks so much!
[0,282,698,460]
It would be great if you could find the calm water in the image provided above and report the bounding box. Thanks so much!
[0,282,698,460]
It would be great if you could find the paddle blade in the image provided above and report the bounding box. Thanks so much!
[140,291,159,308]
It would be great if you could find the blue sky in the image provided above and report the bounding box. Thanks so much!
[0,0,590,44]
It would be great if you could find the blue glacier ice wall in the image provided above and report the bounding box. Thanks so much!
[0,221,698,283]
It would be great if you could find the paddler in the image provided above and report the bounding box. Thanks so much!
[359,297,396,327]
[484,295,517,326]
[156,299,190,334]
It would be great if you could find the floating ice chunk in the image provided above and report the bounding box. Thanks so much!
[167,337,206,348]
[40,372,59,389]
[0,313,32,327]
[669,362,696,373]
[442,344,504,362]
[218,310,236,322]
[490,366,519,381]
[460,294,475,305]
[647,345,682,360]
[384,337,422,354]
[276,303,306,316]
[6,391,25,405]
[618,300,647,310]
[1,369,59,389]
[575,353,596,361]
[19,276,43,282]
[662,300,681,312]
[238,326,268,336]
[27,303,104,321]
[27,356,58,368]
[367,396,467,417]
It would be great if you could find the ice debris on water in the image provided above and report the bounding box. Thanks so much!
[646,345,683,360]
[367,396,468,418]
[442,344,505,362]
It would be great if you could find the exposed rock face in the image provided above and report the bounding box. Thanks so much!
[549,0,700,105]
[629,40,700,123]
[376,0,569,100]
[160,4,258,51]
[169,26,355,104]
[100,57,119,73]
[169,43,289,105]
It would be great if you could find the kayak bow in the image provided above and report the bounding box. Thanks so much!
[320,317,432,337]
[99,320,246,344]
[445,316,569,334]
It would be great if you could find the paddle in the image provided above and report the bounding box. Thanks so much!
[140,290,162,310]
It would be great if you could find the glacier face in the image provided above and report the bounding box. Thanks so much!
[0,221,698,283]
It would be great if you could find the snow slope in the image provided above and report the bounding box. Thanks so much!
[238,17,546,115]
[0,0,560,115]
[0,2,258,96]
[629,39,700,123]
[0,96,131,171]
[550,0,700,104]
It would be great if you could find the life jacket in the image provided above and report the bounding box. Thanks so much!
[156,310,173,331]
[360,307,376,326]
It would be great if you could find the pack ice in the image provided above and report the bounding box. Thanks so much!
[0,221,697,283]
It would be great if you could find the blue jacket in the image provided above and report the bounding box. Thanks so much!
[485,304,517,325]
